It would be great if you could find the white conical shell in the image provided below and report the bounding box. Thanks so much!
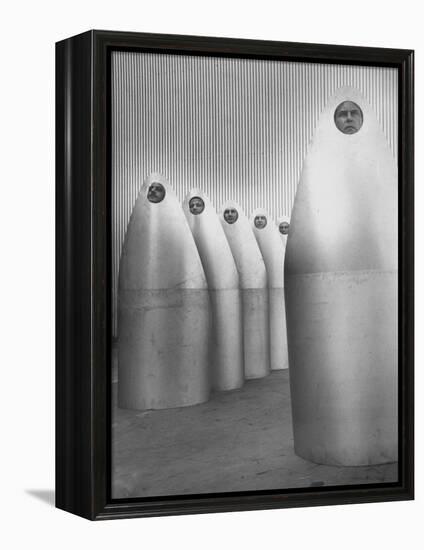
[220,201,270,379]
[251,209,288,371]
[251,208,285,288]
[120,174,208,291]
[183,189,239,290]
[183,189,244,391]
[118,174,211,410]
[285,88,398,466]
[220,201,267,290]
[285,86,397,275]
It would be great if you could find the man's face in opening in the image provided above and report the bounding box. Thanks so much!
[189,196,205,215]
[223,208,238,224]
[334,101,363,135]
[254,215,267,229]
[147,182,166,203]
[279,221,290,235]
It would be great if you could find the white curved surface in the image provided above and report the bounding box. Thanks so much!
[251,209,288,371]
[183,189,244,391]
[285,87,397,275]
[285,87,398,466]
[220,201,270,379]
[118,174,211,410]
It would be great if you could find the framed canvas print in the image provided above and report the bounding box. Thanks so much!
[56,30,414,520]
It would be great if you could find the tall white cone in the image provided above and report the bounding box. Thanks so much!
[220,201,270,379]
[118,174,211,410]
[251,209,289,371]
[183,189,244,391]
[285,87,398,466]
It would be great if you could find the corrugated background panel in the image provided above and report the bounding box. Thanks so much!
[111,52,398,335]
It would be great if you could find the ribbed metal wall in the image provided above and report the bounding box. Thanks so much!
[111,52,398,334]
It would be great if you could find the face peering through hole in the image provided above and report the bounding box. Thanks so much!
[334,101,364,135]
[279,221,290,235]
[224,208,239,224]
[189,196,205,215]
[147,182,166,203]
[254,215,267,229]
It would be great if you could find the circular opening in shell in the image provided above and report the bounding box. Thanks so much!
[147,182,166,203]
[254,215,267,229]
[223,208,239,224]
[189,196,205,215]
[279,221,290,235]
[334,101,364,135]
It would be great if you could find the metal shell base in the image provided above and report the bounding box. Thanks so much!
[286,270,398,466]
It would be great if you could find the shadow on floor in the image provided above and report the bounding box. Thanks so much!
[26,489,55,507]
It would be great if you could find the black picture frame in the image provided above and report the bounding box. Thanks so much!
[55,29,414,520]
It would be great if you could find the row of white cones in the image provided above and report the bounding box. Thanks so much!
[118,175,291,412]
[118,87,398,467]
